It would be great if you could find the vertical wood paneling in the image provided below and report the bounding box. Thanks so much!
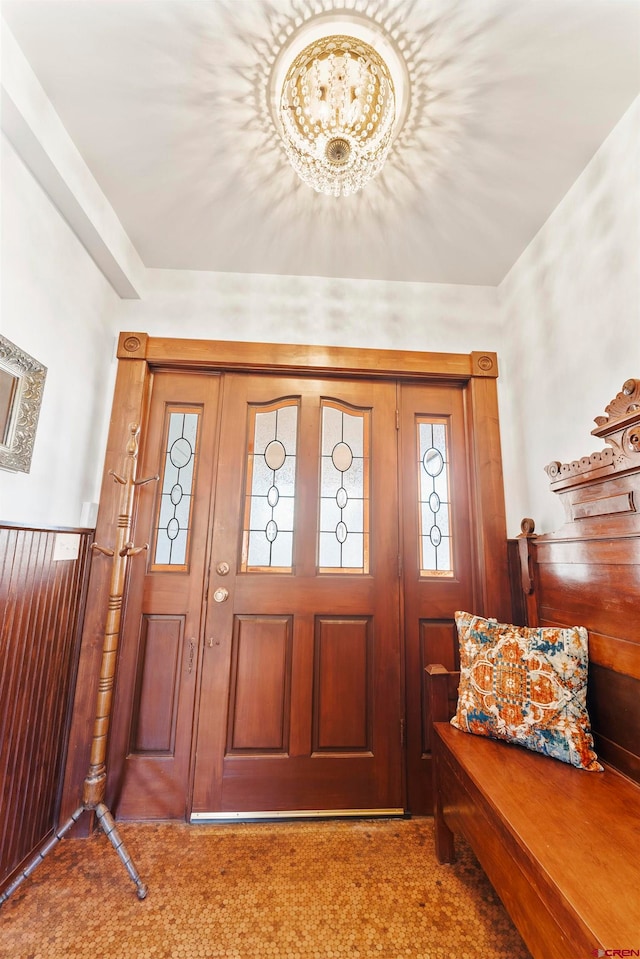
[130,615,184,755]
[0,525,92,892]
[466,372,511,623]
[510,522,640,785]
[226,616,292,754]
[313,617,372,753]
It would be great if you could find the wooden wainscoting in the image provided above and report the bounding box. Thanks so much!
[0,525,93,892]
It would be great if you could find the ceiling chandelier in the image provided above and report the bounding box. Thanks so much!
[278,34,396,197]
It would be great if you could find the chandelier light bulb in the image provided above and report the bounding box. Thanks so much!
[279,35,396,197]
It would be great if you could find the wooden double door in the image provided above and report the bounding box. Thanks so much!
[106,362,494,820]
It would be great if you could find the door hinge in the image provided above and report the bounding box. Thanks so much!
[398,553,402,579]
[395,408,400,430]
[400,718,406,748]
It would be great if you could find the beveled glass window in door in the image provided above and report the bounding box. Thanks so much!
[417,419,454,577]
[319,401,370,573]
[241,400,298,572]
[153,407,200,569]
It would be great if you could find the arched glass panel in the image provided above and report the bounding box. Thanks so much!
[153,407,200,568]
[242,400,299,572]
[319,401,369,573]
[417,418,454,577]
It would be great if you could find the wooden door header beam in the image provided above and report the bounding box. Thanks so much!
[117,333,498,381]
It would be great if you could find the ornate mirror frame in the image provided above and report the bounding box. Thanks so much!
[0,335,47,473]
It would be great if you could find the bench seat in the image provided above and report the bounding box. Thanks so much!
[433,721,640,959]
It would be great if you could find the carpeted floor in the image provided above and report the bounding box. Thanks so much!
[0,818,532,959]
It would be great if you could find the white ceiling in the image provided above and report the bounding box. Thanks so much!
[3,0,640,286]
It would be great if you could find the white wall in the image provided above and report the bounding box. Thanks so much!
[498,95,640,536]
[0,135,118,528]
[115,268,501,354]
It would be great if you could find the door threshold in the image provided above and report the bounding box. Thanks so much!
[190,808,405,823]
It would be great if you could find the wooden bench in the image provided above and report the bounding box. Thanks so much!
[426,381,640,959]
[427,665,640,959]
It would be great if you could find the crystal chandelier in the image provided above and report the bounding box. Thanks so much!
[279,35,396,197]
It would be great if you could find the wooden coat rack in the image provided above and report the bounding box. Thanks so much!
[1,424,158,905]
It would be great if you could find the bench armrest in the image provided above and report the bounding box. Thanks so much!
[425,664,460,725]
[425,665,459,862]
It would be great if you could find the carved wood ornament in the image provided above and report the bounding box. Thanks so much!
[546,378,640,487]
[543,379,640,529]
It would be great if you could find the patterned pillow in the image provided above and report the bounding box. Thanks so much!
[451,611,602,771]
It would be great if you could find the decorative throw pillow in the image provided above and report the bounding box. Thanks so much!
[451,611,602,771]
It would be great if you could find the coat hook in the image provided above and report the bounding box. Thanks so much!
[91,543,115,557]
[119,542,149,557]
[134,475,160,487]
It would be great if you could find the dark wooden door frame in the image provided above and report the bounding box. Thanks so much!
[60,333,510,830]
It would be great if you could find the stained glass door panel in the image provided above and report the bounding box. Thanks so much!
[153,409,200,569]
[319,401,369,573]
[417,419,453,577]
[242,400,298,571]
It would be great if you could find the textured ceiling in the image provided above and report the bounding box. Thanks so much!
[3,0,640,285]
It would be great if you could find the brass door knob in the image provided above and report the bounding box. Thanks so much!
[213,587,229,603]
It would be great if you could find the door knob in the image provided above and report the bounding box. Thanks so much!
[213,587,229,603]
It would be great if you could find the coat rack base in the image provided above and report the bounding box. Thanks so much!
[0,802,147,906]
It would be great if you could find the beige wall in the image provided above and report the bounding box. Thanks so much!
[498,95,640,535]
